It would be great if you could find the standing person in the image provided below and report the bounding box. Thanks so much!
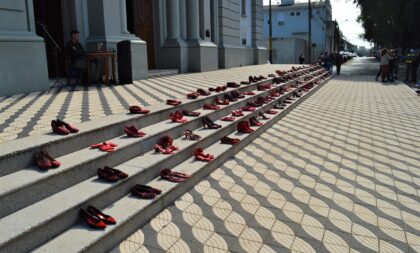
[334,52,344,75]
[388,50,396,82]
[380,48,393,82]
[299,53,305,64]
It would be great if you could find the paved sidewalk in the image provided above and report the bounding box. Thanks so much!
[0,64,294,144]
[112,75,420,253]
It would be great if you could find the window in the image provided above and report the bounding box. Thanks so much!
[296,12,300,16]
[290,12,295,16]
[241,0,246,16]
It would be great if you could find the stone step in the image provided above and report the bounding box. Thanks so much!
[0,67,324,219]
[32,75,331,253]
[0,71,329,253]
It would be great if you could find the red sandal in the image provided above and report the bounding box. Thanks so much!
[194,148,214,162]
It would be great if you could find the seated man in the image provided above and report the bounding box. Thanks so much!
[66,29,101,84]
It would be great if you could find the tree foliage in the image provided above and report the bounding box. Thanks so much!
[353,0,420,48]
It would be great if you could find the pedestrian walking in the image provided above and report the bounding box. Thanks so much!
[299,53,305,64]
[334,53,344,75]
[379,48,393,82]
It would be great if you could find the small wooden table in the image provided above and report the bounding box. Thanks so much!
[86,51,116,85]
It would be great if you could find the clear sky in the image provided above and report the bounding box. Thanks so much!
[263,0,372,48]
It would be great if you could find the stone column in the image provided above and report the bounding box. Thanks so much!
[166,0,181,40]
[186,0,200,40]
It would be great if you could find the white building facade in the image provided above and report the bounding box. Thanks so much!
[0,0,267,97]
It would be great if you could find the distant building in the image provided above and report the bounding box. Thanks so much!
[0,0,267,97]
[263,0,334,63]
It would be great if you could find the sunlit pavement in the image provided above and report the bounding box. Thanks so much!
[113,58,420,253]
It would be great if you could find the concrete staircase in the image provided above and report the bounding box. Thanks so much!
[0,66,331,253]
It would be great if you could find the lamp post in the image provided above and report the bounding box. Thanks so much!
[269,0,273,63]
[308,0,312,63]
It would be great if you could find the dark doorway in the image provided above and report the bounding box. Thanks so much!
[126,0,155,69]
[33,0,67,78]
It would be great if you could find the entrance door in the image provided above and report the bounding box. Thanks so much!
[127,0,155,69]
[33,0,67,78]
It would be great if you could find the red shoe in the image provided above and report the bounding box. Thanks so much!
[201,116,222,129]
[266,109,278,115]
[221,136,240,145]
[160,168,189,182]
[131,185,160,199]
[87,205,116,224]
[243,91,256,96]
[249,117,263,126]
[187,92,200,99]
[167,99,182,106]
[231,91,245,99]
[91,142,118,152]
[215,97,230,105]
[197,89,211,96]
[154,144,173,154]
[124,125,146,138]
[182,110,201,117]
[247,100,262,107]
[56,119,79,133]
[258,112,270,120]
[79,208,107,229]
[203,103,220,110]
[104,166,128,179]
[241,106,256,112]
[184,130,201,140]
[51,120,70,135]
[194,148,214,162]
[41,149,60,168]
[97,167,120,182]
[129,105,150,114]
[170,111,188,123]
[227,82,240,88]
[34,150,52,170]
[232,110,244,117]
[270,91,280,97]
[237,121,254,133]
[221,116,235,122]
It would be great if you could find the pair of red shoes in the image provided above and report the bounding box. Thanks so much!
[215,97,230,105]
[197,88,211,96]
[184,130,201,140]
[194,148,214,162]
[242,91,256,96]
[237,121,254,134]
[266,109,278,115]
[129,105,150,114]
[232,110,244,117]
[124,125,146,138]
[221,116,235,122]
[170,111,188,123]
[241,106,256,112]
[227,82,240,88]
[182,110,201,117]
[221,136,240,145]
[187,92,200,99]
[51,119,79,135]
[34,149,60,170]
[97,166,128,182]
[249,116,263,126]
[91,141,118,152]
[203,103,220,110]
[257,83,272,91]
[80,206,116,229]
[209,86,227,92]
[131,184,162,199]
[167,99,182,106]
[161,168,191,182]
[154,136,178,154]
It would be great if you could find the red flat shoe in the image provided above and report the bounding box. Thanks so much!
[197,89,211,96]
[129,105,150,114]
[170,111,188,123]
[124,125,146,138]
[249,116,263,127]
[248,100,263,107]
[104,166,128,179]
[182,110,201,117]
[167,99,182,106]
[34,151,52,170]
[221,116,235,122]
[187,92,200,99]
[258,112,270,120]
[221,136,240,145]
[80,208,107,229]
[270,92,280,97]
[203,103,220,110]
[97,167,120,182]
[194,148,214,162]
[231,91,245,99]
[241,106,256,112]
[134,184,162,195]
[131,185,158,199]
[160,168,187,182]
[266,110,278,115]
[232,110,244,117]
[227,82,240,88]
[41,149,60,168]
[51,120,70,135]
[56,119,79,133]
[243,91,255,96]
[87,205,116,224]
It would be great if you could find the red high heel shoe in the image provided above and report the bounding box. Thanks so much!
[201,116,222,129]
[184,130,201,140]
[215,97,230,105]
[34,150,52,170]
[194,148,214,162]
[249,117,263,127]
[129,105,150,114]
[51,120,70,135]
[41,149,60,168]
[124,125,146,138]
[87,205,116,224]
[79,208,107,229]
[56,119,79,133]
[182,110,201,117]
[237,121,254,133]
[154,144,174,154]
[232,110,244,117]
[258,112,270,120]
